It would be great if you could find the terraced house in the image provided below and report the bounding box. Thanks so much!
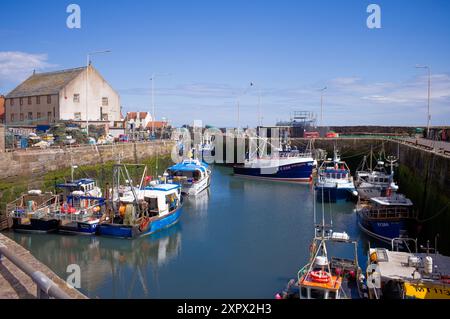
[4,65,121,127]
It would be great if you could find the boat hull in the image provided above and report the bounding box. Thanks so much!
[182,176,211,196]
[357,210,413,243]
[233,161,314,183]
[12,217,60,234]
[97,206,182,239]
[315,186,356,202]
[58,220,99,235]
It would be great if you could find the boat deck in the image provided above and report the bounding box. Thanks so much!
[374,248,450,282]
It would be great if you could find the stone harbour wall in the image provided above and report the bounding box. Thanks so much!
[0,140,175,180]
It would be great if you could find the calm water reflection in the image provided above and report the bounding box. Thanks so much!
[5,166,371,298]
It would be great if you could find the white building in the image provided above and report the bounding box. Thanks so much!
[5,65,121,127]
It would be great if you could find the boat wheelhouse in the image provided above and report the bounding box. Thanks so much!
[7,190,60,233]
[56,178,102,198]
[315,148,357,202]
[98,164,183,239]
[356,194,417,243]
[166,158,211,196]
[355,152,399,200]
[233,137,316,183]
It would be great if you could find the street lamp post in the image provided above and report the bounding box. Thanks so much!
[86,50,111,137]
[319,86,327,127]
[416,65,431,137]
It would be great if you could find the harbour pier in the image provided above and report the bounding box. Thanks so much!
[0,233,87,299]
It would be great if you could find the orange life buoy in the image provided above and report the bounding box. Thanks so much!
[310,270,331,283]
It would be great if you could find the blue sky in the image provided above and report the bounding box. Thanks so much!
[1,0,449,127]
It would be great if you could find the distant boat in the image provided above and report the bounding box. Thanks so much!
[356,193,417,243]
[97,164,183,239]
[355,149,399,200]
[233,137,316,183]
[166,158,212,196]
[315,148,358,202]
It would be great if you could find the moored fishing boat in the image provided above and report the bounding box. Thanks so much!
[97,164,183,239]
[315,148,358,202]
[356,193,417,243]
[166,158,211,196]
[277,188,367,299]
[355,150,399,200]
[233,137,316,183]
[7,190,60,233]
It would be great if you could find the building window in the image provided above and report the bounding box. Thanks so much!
[28,112,33,120]
[102,97,108,106]
[10,99,14,106]
[73,94,80,103]
[28,97,32,105]
[20,98,23,106]
[11,114,15,122]
[20,113,24,122]
[47,111,52,122]
[47,95,51,104]
[102,113,108,121]
[36,96,40,104]
[37,112,41,120]
[74,112,81,120]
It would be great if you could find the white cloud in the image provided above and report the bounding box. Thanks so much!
[0,51,56,84]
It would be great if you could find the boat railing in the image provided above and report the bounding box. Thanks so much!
[0,243,72,299]
[7,195,59,218]
[364,207,413,219]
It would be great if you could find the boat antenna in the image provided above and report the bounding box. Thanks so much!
[313,186,317,226]
[370,145,373,171]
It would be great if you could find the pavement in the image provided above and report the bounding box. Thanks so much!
[0,233,87,299]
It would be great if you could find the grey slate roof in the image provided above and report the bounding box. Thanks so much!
[6,67,86,99]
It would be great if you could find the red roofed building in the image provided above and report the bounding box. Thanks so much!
[125,111,152,130]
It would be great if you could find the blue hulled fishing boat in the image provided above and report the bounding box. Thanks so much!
[233,137,316,183]
[315,148,358,202]
[356,193,417,243]
[97,164,183,239]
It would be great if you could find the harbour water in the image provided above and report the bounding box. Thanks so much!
[5,165,371,299]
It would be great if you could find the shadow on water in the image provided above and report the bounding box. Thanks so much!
[4,165,377,298]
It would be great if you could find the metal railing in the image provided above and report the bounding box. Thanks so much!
[0,243,71,299]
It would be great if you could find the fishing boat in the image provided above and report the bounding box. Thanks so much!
[315,148,358,202]
[97,164,183,239]
[356,193,417,243]
[233,137,316,183]
[355,150,399,200]
[166,158,211,196]
[53,177,105,235]
[366,238,450,299]
[7,190,60,233]
[277,189,367,299]
[54,195,105,235]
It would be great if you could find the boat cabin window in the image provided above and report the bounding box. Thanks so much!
[328,291,337,299]
[145,197,159,213]
[166,193,178,211]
